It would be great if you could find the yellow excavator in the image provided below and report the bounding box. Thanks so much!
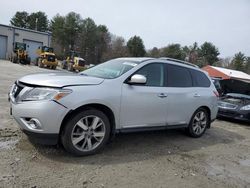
[61,51,86,72]
[11,42,31,64]
[36,46,58,69]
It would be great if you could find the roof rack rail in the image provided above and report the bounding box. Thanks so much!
[159,57,199,68]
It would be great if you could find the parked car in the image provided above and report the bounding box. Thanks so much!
[217,79,250,122]
[8,57,218,156]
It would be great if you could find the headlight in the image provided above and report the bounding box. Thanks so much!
[240,105,250,111]
[19,88,72,102]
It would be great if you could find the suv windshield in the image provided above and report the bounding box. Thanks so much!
[80,59,139,79]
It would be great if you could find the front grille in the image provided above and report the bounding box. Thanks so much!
[47,55,55,62]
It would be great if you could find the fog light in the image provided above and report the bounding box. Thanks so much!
[21,118,42,130]
[29,118,41,129]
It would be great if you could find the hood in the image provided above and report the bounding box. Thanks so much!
[18,72,104,87]
[220,79,250,96]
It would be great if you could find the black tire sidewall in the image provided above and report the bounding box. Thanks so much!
[61,109,111,156]
[188,108,209,138]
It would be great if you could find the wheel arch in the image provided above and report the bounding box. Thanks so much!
[194,106,211,128]
[59,103,116,140]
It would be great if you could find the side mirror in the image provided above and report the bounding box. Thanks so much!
[128,74,147,84]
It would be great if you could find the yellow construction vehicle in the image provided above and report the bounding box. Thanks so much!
[11,42,31,64]
[61,51,86,72]
[36,46,58,69]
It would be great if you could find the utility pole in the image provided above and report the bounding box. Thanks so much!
[35,18,38,31]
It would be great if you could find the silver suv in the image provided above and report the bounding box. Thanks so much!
[9,57,218,156]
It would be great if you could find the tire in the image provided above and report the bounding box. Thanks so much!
[61,61,66,69]
[13,57,17,63]
[35,57,39,66]
[26,57,31,65]
[187,108,210,138]
[67,63,73,71]
[38,58,44,68]
[61,109,111,156]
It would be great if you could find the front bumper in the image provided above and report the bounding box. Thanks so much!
[217,108,250,122]
[73,65,86,71]
[10,99,69,144]
[43,60,58,66]
[23,129,58,145]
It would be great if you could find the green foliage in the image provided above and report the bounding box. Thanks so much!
[232,52,246,71]
[146,42,220,68]
[51,14,66,46]
[10,11,48,32]
[198,42,220,66]
[161,44,185,60]
[184,42,199,64]
[50,13,111,64]
[102,36,129,61]
[27,11,49,32]
[80,18,98,63]
[245,57,250,74]
[127,36,146,57]
[96,25,111,63]
[147,47,160,58]
[10,11,29,28]
[64,12,82,50]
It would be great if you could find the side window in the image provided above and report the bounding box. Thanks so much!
[191,70,211,87]
[135,63,164,87]
[167,64,192,87]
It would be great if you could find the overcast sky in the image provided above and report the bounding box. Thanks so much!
[1,0,249,57]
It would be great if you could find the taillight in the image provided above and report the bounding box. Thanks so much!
[213,90,219,97]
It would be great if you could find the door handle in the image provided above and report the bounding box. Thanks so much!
[194,93,201,97]
[158,93,168,98]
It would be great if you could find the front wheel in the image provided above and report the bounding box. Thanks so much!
[38,58,44,68]
[61,109,110,156]
[67,63,73,71]
[187,108,209,138]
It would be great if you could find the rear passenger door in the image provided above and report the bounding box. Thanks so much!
[165,64,197,126]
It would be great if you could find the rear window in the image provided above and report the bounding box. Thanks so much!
[167,64,192,87]
[191,69,211,87]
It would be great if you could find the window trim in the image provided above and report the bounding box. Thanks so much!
[190,69,211,88]
[124,62,167,87]
[165,64,193,88]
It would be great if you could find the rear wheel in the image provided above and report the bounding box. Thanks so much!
[187,108,209,138]
[61,109,110,156]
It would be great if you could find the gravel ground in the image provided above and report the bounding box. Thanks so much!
[0,60,250,188]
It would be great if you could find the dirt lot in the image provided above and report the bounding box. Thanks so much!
[0,60,250,188]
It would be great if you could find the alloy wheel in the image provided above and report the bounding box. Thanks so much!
[71,115,106,152]
[192,111,207,135]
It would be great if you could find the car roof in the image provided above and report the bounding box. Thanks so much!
[115,57,154,62]
[115,57,200,70]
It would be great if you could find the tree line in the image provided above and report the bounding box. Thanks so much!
[10,11,250,74]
